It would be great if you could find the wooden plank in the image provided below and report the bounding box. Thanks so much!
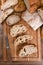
[3,22,12,61]
[3,22,7,61]
[41,26,43,40]
[3,20,42,61]
[28,28,42,61]
[41,26,43,60]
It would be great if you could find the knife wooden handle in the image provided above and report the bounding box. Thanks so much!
[6,48,12,61]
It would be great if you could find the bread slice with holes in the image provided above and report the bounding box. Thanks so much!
[14,35,33,47]
[0,8,13,23]
[10,24,27,37]
[6,15,20,26]
[19,45,37,57]
[1,0,18,10]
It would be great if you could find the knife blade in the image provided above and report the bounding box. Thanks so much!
[5,35,10,49]
[5,35,11,60]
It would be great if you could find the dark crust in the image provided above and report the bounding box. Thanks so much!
[14,0,26,13]
[39,7,43,10]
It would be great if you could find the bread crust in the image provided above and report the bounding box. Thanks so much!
[14,0,26,12]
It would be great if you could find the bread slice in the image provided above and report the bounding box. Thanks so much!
[1,0,18,10]
[14,35,33,47]
[6,15,20,26]
[19,45,37,57]
[10,24,27,37]
[0,8,13,23]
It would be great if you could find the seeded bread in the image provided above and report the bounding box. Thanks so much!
[0,8,13,23]
[14,35,33,47]
[19,45,37,57]
[1,0,18,10]
[10,24,27,37]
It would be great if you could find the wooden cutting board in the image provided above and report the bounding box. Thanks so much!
[3,20,42,61]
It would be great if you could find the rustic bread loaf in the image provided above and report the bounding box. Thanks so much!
[14,0,26,12]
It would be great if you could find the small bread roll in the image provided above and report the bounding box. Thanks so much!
[14,0,26,12]
[6,15,20,25]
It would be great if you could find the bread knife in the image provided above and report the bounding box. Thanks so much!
[5,35,11,60]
